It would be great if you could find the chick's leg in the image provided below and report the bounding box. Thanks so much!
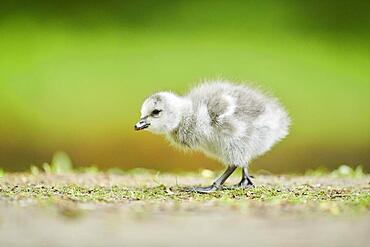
[193,166,237,193]
[234,167,254,188]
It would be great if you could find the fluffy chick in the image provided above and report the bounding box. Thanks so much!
[135,81,290,193]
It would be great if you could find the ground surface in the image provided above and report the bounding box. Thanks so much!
[0,170,369,247]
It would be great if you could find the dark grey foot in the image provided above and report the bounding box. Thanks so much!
[192,184,220,193]
[190,166,238,193]
[231,178,255,189]
[233,182,255,189]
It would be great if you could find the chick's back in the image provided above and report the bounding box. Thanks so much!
[186,81,290,147]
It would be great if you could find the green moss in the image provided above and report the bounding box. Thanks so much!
[0,165,368,216]
[1,177,369,215]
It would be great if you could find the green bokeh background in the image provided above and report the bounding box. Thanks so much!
[1,1,369,172]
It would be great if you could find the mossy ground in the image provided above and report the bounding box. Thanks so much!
[1,166,369,215]
[0,166,369,246]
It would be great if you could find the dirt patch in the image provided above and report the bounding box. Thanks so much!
[0,172,369,246]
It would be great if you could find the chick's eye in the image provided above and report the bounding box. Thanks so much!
[151,109,162,116]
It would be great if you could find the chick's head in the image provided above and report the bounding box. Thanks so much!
[135,92,184,134]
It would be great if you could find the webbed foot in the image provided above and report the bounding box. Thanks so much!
[191,184,220,193]
[231,179,255,189]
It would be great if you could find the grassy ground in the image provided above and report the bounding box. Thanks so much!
[0,166,369,246]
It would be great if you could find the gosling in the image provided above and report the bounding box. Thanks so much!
[135,80,290,193]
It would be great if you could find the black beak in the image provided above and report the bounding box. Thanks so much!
[134,119,150,131]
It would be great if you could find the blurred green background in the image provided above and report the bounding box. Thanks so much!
[1,0,369,173]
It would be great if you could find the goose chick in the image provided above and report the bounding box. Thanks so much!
[135,81,290,193]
